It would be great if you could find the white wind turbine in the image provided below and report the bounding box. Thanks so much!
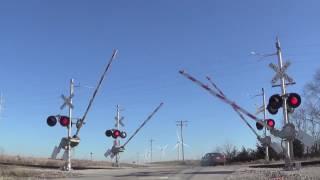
[144,149,150,163]
[173,131,190,161]
[158,144,168,161]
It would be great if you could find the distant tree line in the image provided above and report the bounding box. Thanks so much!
[215,139,305,164]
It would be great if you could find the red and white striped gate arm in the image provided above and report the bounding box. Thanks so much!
[179,70,271,130]
[206,76,260,137]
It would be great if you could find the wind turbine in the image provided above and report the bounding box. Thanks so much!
[173,131,190,161]
[158,144,168,161]
[144,149,151,163]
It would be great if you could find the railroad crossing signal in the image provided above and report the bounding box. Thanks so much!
[46,115,70,127]
[267,93,301,115]
[105,129,127,139]
[269,62,294,85]
[60,94,74,110]
[256,119,275,130]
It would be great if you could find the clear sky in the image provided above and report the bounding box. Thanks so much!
[0,0,320,162]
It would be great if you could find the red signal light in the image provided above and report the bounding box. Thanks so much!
[290,97,298,105]
[266,119,275,129]
[287,93,301,108]
[112,129,120,139]
[59,116,70,127]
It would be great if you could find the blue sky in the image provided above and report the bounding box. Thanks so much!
[0,0,320,162]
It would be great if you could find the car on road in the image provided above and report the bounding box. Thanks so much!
[200,152,226,166]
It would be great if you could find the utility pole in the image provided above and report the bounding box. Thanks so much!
[150,139,154,163]
[275,38,293,166]
[90,152,93,161]
[176,120,188,162]
[66,78,74,171]
[262,88,269,162]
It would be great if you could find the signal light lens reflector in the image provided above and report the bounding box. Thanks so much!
[112,129,120,139]
[287,93,301,108]
[59,116,70,127]
[47,116,57,127]
[266,119,275,128]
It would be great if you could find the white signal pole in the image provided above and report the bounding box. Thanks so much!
[115,104,121,167]
[66,78,74,171]
[275,38,293,166]
[262,88,269,162]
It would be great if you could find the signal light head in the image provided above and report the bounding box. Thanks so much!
[266,119,275,129]
[267,104,278,115]
[120,131,127,138]
[59,116,70,127]
[256,121,264,130]
[47,116,57,127]
[269,94,283,109]
[287,93,301,108]
[105,130,113,137]
[112,129,121,139]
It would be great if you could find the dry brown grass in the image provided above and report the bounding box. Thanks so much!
[0,154,139,178]
[0,165,77,179]
[0,155,105,179]
[0,154,115,168]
